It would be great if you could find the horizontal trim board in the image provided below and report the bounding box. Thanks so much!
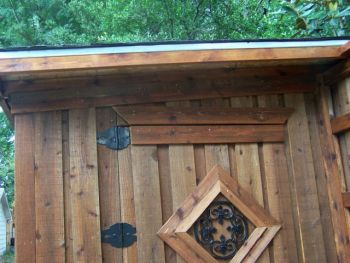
[342,192,350,208]
[114,106,293,125]
[10,78,314,114]
[331,112,350,134]
[0,46,342,74]
[130,125,285,144]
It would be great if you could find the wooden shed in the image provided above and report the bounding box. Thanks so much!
[1,39,350,263]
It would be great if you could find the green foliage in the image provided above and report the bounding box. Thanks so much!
[0,112,14,207]
[1,0,348,47]
[277,0,350,37]
[1,249,15,263]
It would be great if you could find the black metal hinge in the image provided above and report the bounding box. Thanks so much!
[97,126,130,150]
[101,222,137,248]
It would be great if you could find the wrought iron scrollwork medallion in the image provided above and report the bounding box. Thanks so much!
[194,201,248,260]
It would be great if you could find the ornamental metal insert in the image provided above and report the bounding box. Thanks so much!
[194,200,248,260]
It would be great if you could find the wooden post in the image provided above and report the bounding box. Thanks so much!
[316,82,350,263]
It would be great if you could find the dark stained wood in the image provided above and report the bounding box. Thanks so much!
[342,192,350,208]
[316,85,350,263]
[3,65,320,94]
[9,76,315,114]
[0,46,341,74]
[114,106,293,125]
[34,112,65,263]
[14,114,36,263]
[323,59,350,85]
[331,112,350,134]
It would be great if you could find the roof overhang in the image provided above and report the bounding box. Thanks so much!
[0,39,349,126]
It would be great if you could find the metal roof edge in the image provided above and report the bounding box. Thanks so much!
[0,38,349,59]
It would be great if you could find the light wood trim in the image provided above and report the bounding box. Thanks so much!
[342,192,350,208]
[0,46,341,74]
[114,106,293,125]
[158,165,280,263]
[230,227,267,263]
[238,226,281,263]
[331,112,350,134]
[130,125,285,145]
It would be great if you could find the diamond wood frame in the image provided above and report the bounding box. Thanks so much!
[158,165,281,263]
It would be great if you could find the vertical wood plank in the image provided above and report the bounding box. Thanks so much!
[231,96,270,263]
[117,143,138,263]
[333,78,350,188]
[131,145,165,263]
[96,108,123,262]
[34,112,65,263]
[304,93,338,263]
[315,86,350,263]
[201,99,230,172]
[62,111,73,263]
[69,108,102,263]
[284,93,327,263]
[15,114,36,263]
[258,95,298,263]
[158,145,177,263]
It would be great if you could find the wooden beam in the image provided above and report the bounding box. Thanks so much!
[9,76,314,114]
[0,46,341,74]
[331,112,350,134]
[316,85,350,263]
[114,106,293,125]
[323,59,350,85]
[130,125,285,145]
[342,192,350,208]
[340,41,350,58]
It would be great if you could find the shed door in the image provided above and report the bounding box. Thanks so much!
[95,98,297,263]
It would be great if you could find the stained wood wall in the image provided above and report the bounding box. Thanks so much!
[14,90,343,263]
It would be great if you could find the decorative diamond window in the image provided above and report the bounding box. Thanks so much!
[158,165,281,263]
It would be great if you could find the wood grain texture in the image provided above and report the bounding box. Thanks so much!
[284,93,327,263]
[167,101,197,263]
[201,98,231,174]
[158,145,177,263]
[62,111,73,263]
[331,112,350,134]
[304,93,338,263]
[96,108,123,262]
[332,78,350,189]
[131,145,166,263]
[258,95,298,263]
[0,46,340,74]
[342,192,350,208]
[34,112,65,263]
[131,125,285,145]
[231,96,269,263]
[117,141,138,263]
[69,108,102,263]
[316,86,350,263]
[114,106,293,125]
[14,114,36,263]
